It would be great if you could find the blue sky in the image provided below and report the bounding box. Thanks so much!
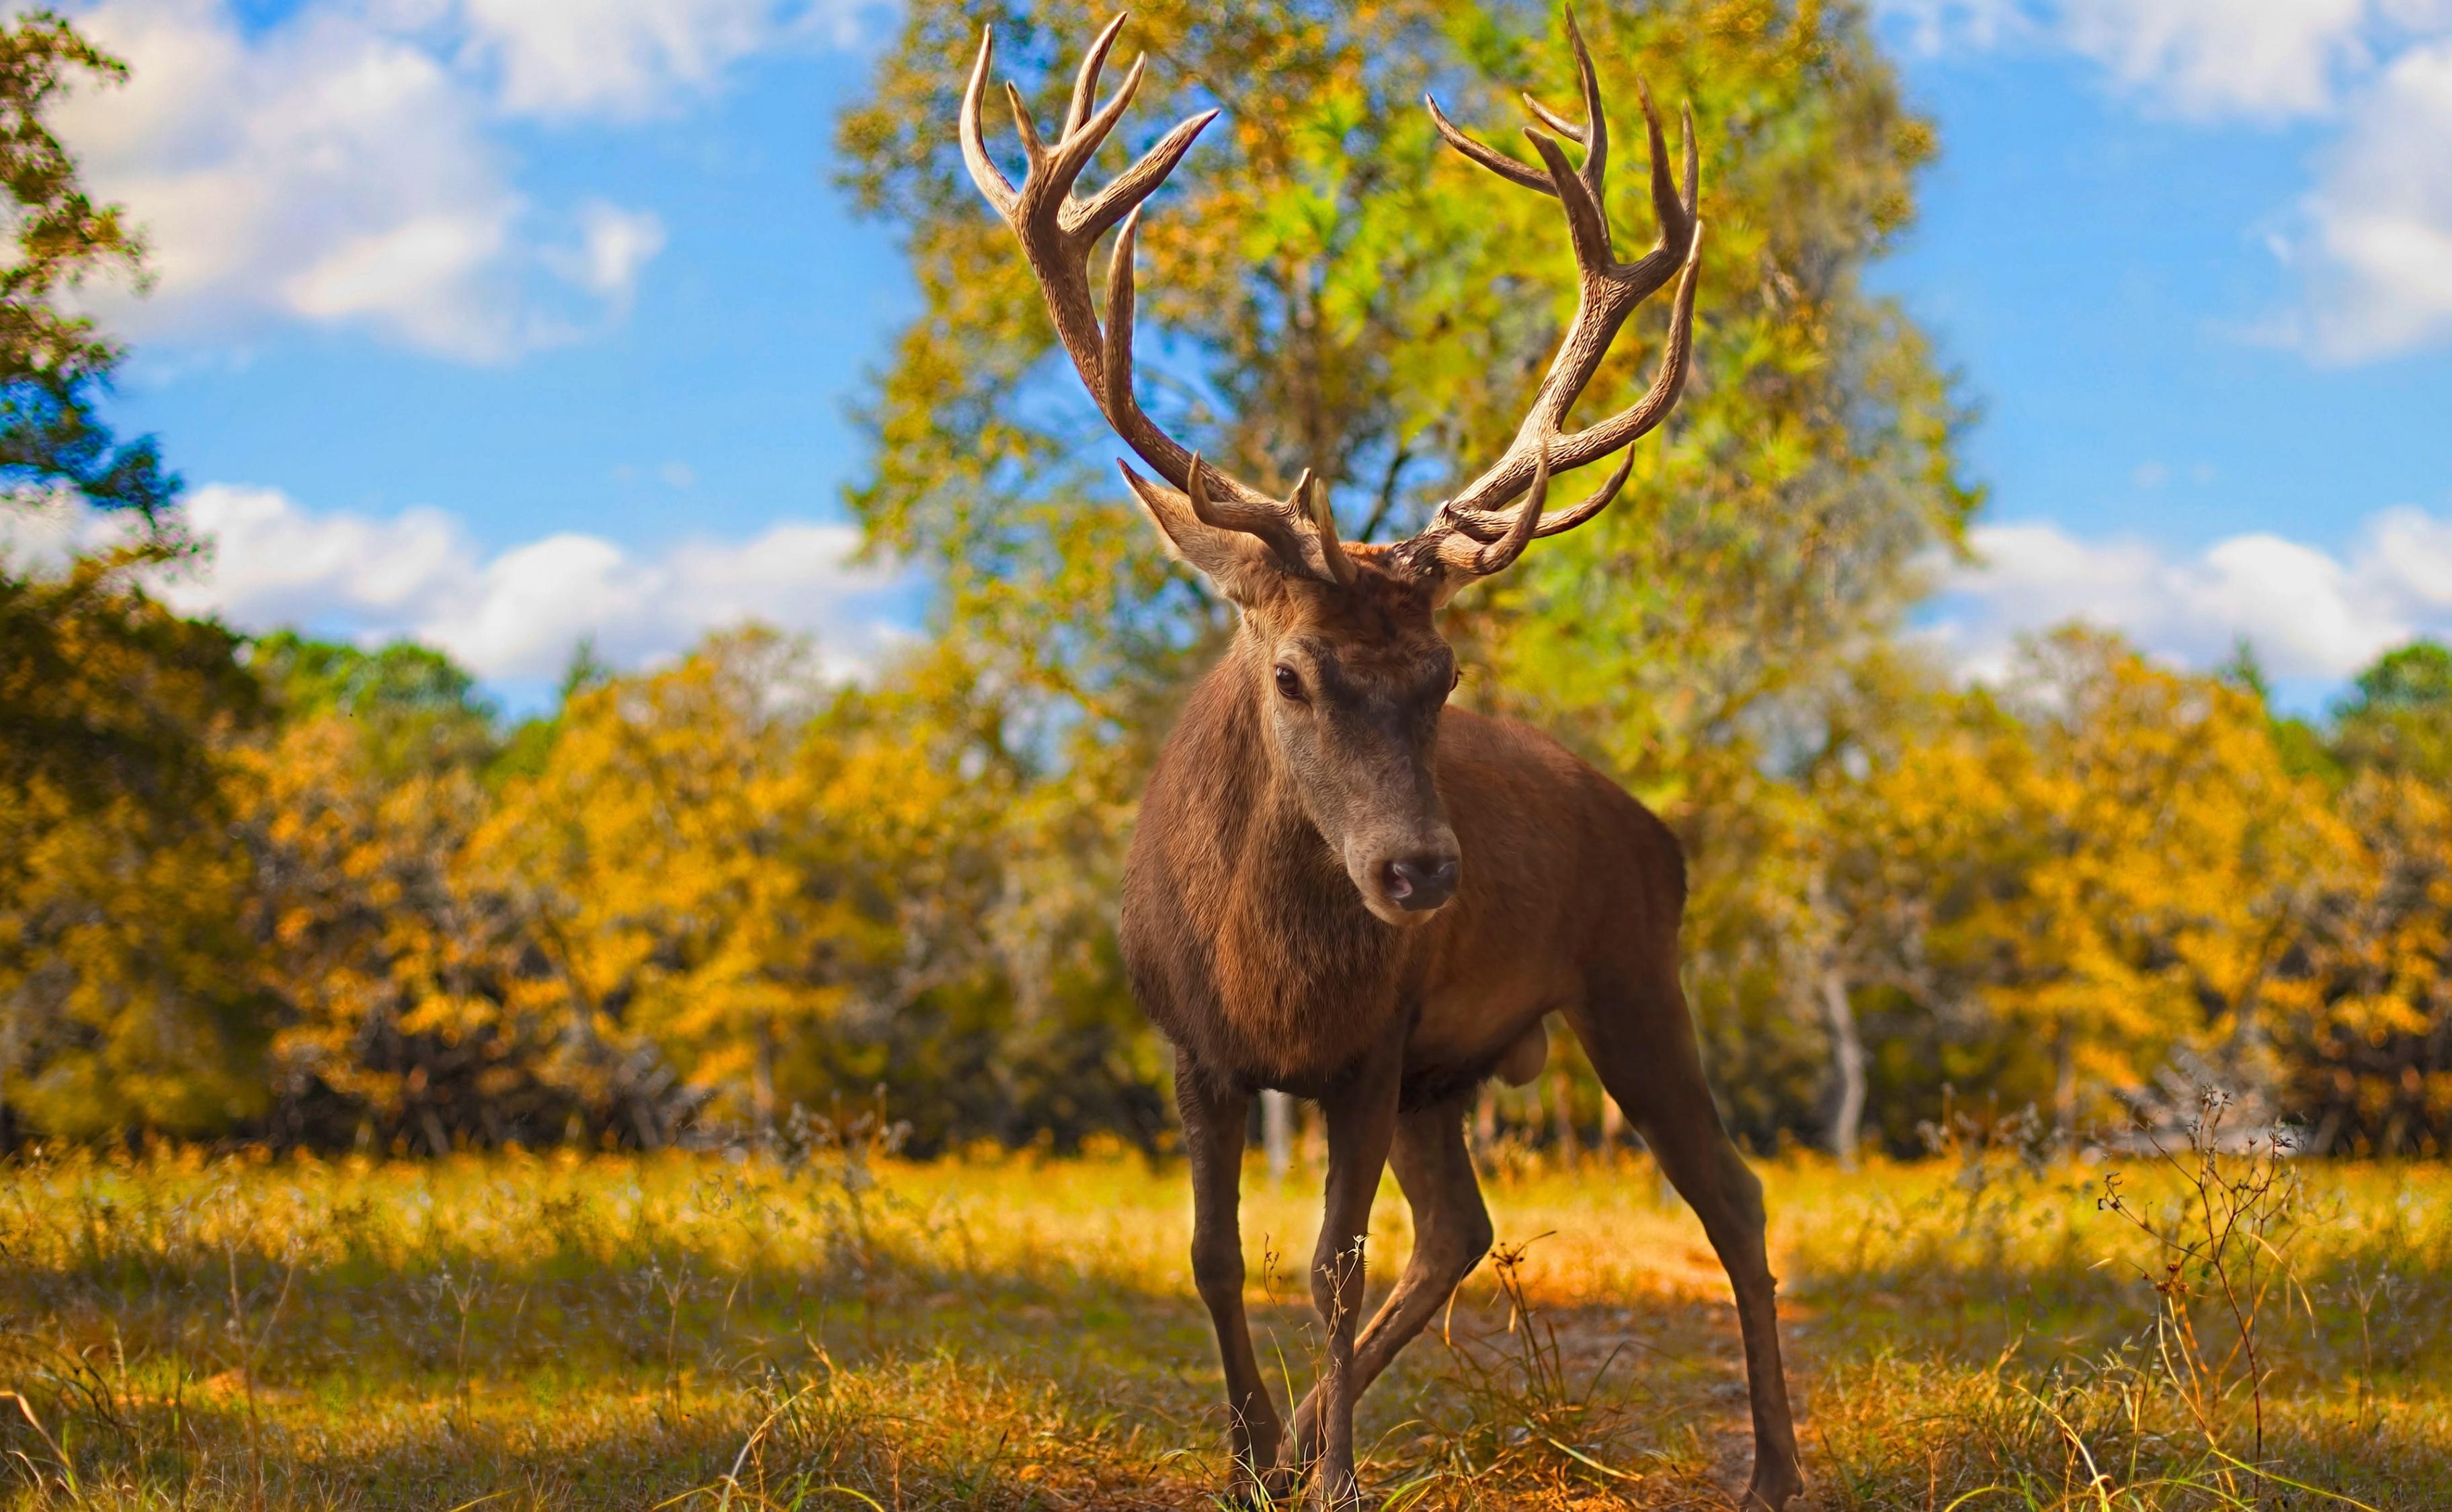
[25,0,2452,714]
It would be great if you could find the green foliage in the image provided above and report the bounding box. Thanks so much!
[0,10,170,517]
[838,0,1975,757]
[249,630,501,775]
[2333,638,2452,779]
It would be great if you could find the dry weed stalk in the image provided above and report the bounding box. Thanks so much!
[2094,1089,2309,1478]
[1415,1235,1653,1503]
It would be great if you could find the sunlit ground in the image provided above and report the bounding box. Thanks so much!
[2,1137,2447,1509]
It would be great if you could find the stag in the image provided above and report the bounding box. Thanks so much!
[958,10,1799,1508]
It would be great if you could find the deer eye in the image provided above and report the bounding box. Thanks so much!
[1274,665,1306,701]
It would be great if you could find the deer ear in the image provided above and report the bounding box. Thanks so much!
[1119,463,1278,605]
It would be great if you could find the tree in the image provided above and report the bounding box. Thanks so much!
[0,9,169,517]
[248,630,501,776]
[0,558,269,1140]
[1830,632,2341,1144]
[233,634,681,1152]
[462,630,1168,1151]
[2271,640,2452,1154]
[2332,640,2452,780]
[839,0,1971,737]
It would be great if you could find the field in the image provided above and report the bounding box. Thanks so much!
[3,1122,2450,1511]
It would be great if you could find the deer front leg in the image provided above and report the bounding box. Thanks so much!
[1282,1046,1403,1509]
[1288,1095,1491,1454]
[1176,1050,1286,1503]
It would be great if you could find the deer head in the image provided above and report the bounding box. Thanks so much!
[961,9,1701,924]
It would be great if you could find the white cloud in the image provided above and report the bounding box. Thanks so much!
[50,0,674,362]
[1874,0,2452,360]
[1875,0,2426,116]
[543,200,669,303]
[1873,0,2038,56]
[1927,506,2452,683]
[56,485,914,683]
[2059,0,2373,119]
[2300,36,2452,358]
[458,0,850,120]
[44,0,856,361]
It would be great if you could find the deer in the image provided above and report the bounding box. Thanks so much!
[956,9,1800,1509]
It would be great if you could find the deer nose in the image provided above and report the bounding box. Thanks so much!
[1381,854,1459,912]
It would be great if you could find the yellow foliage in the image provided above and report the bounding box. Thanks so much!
[1878,634,2344,1119]
[471,630,1012,1124]
[0,550,268,1136]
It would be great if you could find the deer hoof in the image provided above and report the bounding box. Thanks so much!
[1744,1462,1804,1511]
[1227,1462,1299,1509]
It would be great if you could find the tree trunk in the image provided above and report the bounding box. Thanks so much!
[1820,965,1866,1169]
[2053,1022,2078,1144]
[1551,1068,1579,1167]
[1261,1089,1294,1183]
[1473,1084,1498,1152]
[752,1015,778,1131]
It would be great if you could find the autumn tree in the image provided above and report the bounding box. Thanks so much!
[0,560,268,1140]
[2276,640,2452,1154]
[1805,633,2343,1148]
[842,1,1970,734]
[0,12,270,1143]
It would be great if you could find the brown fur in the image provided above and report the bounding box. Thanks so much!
[1120,561,1802,1509]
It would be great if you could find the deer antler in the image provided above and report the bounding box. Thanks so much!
[1397,7,1703,582]
[959,16,1354,587]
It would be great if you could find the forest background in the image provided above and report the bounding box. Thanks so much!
[5,0,2449,1166]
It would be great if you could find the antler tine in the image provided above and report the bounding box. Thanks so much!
[1100,206,1145,418]
[1396,8,1705,580]
[959,28,1020,219]
[1427,93,1553,194]
[1441,222,1703,542]
[1004,81,1051,170]
[1531,446,1635,538]
[1522,128,1614,276]
[1183,457,1353,583]
[1071,103,1217,242]
[1635,80,1693,261]
[1444,439,1635,544]
[1424,441,1548,579]
[1044,52,1146,204]
[1429,7,1608,200]
[1306,472,1358,585]
[1519,6,1605,198]
[1062,11,1131,137]
[964,16,1348,587]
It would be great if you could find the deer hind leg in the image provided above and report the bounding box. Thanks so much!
[1174,1050,1287,1504]
[1286,1094,1492,1460]
[1567,972,1803,1512]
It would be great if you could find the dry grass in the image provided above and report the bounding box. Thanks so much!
[2,1118,2449,1510]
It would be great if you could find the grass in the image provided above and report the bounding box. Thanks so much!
[3,1116,2449,1509]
